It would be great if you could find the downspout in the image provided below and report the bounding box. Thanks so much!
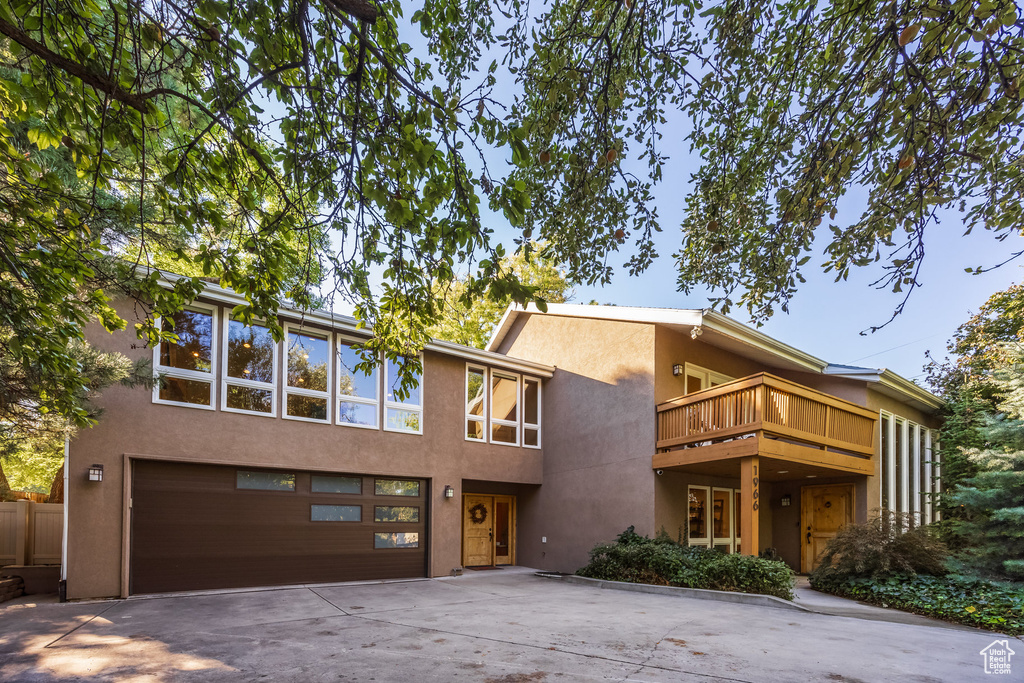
[59,438,69,602]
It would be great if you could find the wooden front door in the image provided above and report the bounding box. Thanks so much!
[462,495,516,567]
[801,484,855,573]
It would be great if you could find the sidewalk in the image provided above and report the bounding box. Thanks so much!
[791,575,981,631]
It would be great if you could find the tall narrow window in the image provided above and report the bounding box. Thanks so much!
[222,318,277,416]
[490,371,519,445]
[337,339,379,429]
[894,418,905,513]
[880,414,891,510]
[466,366,486,440]
[154,306,217,409]
[523,377,541,448]
[384,356,422,434]
[284,326,331,423]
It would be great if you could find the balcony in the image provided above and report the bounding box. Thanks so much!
[653,373,876,477]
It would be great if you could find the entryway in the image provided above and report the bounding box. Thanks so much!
[462,494,516,567]
[800,483,854,573]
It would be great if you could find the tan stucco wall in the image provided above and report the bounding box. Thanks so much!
[499,313,657,573]
[67,300,543,599]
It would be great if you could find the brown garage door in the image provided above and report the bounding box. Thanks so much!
[131,460,428,594]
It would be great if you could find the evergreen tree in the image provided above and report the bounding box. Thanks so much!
[945,345,1024,580]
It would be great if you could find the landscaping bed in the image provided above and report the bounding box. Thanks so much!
[575,527,794,600]
[810,574,1024,635]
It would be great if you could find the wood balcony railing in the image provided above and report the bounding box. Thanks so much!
[656,373,877,456]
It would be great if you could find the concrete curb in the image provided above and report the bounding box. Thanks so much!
[563,575,811,612]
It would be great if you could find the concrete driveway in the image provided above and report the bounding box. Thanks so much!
[0,567,1015,682]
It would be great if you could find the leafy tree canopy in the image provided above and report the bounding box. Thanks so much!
[427,246,572,348]
[1,0,1022,428]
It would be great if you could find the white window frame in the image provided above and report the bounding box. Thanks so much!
[711,487,735,552]
[522,375,542,449]
[336,336,380,430]
[923,428,933,524]
[898,418,910,515]
[683,363,734,394]
[489,370,521,447]
[152,304,218,411]
[465,363,488,442]
[383,354,423,435]
[221,315,278,418]
[282,324,332,424]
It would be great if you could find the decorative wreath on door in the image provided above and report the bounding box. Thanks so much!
[468,503,488,524]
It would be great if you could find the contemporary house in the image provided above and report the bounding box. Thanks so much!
[63,285,942,599]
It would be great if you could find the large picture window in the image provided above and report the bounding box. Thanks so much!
[384,356,422,434]
[284,326,331,423]
[222,318,277,416]
[153,306,217,409]
[337,338,379,429]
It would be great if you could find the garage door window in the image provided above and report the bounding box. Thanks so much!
[375,506,419,522]
[374,532,419,549]
[237,470,295,491]
[375,479,420,496]
[311,475,361,494]
[311,505,362,522]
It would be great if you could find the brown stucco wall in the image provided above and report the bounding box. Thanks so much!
[499,313,657,573]
[67,300,544,599]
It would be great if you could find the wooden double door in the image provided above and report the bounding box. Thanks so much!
[801,483,855,573]
[462,494,516,567]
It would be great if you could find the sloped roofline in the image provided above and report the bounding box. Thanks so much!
[487,303,941,410]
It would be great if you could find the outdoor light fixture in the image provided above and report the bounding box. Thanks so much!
[780,494,791,507]
[444,485,455,499]
[672,364,684,376]
[690,326,703,340]
[88,464,104,482]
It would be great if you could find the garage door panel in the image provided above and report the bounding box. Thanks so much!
[131,461,427,594]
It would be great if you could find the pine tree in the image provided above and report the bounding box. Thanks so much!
[946,345,1024,580]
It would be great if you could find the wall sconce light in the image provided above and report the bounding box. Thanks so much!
[88,464,104,482]
[444,485,454,499]
[672,364,684,376]
[780,494,791,507]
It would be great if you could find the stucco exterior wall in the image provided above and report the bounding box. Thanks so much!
[67,300,543,599]
[498,314,657,573]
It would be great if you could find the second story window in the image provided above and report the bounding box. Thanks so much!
[384,356,422,434]
[491,371,520,445]
[465,365,542,447]
[154,306,217,409]
[523,377,541,448]
[223,318,277,416]
[466,366,486,440]
[284,326,331,423]
[337,339,379,429]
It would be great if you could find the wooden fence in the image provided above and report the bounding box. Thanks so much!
[0,501,63,566]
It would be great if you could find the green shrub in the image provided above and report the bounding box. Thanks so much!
[576,527,794,600]
[810,573,1024,635]
[673,552,794,600]
[809,510,948,583]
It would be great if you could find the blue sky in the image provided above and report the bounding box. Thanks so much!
[319,13,1023,388]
